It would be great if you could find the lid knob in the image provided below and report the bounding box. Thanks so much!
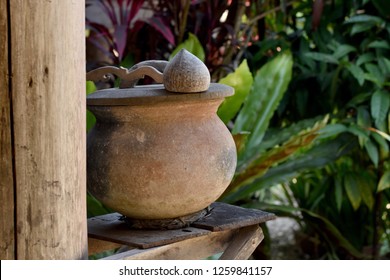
[163,49,210,93]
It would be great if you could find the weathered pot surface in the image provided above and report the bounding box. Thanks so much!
[86,50,237,223]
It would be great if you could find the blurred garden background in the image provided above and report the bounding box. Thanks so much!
[85,0,390,259]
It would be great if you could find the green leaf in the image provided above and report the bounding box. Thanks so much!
[365,139,379,168]
[87,193,112,218]
[346,63,365,86]
[170,33,205,62]
[120,54,134,69]
[317,123,348,139]
[344,15,384,25]
[347,123,370,147]
[86,80,96,94]
[304,52,339,64]
[365,63,385,85]
[372,130,389,159]
[371,90,390,131]
[260,116,324,152]
[357,106,371,129]
[233,52,293,166]
[344,172,362,211]
[333,45,356,59]
[351,22,377,35]
[86,81,97,132]
[356,53,375,66]
[224,134,356,203]
[357,174,375,210]
[230,117,327,189]
[335,176,343,212]
[378,57,390,75]
[368,40,390,50]
[377,170,390,192]
[217,60,253,123]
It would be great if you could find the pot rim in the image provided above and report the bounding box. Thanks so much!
[87,83,233,106]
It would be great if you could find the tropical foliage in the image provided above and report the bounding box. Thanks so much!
[86,0,390,259]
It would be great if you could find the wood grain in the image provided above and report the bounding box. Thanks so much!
[102,229,237,260]
[10,0,87,259]
[193,202,276,231]
[88,213,210,249]
[0,0,15,260]
[219,225,264,260]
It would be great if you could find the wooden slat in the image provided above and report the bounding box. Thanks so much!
[88,238,124,256]
[88,213,210,249]
[10,0,87,259]
[0,0,15,260]
[219,225,264,260]
[102,229,237,260]
[193,202,276,231]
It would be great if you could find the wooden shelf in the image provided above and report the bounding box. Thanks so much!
[88,202,275,260]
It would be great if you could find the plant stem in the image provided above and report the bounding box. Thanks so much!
[178,0,191,45]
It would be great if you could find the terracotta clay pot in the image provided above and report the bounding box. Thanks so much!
[87,83,237,220]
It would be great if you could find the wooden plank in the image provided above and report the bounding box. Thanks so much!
[88,213,210,249]
[219,225,264,260]
[193,202,276,231]
[0,0,15,260]
[102,229,237,260]
[10,0,87,259]
[88,238,124,256]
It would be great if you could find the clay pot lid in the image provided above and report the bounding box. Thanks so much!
[86,49,234,106]
[87,83,233,106]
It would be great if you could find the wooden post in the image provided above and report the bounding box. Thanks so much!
[0,0,15,260]
[1,0,87,259]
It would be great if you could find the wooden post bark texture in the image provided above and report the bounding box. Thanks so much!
[0,0,15,260]
[8,0,87,259]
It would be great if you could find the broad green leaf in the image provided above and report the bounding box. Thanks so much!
[86,81,97,132]
[347,92,371,107]
[357,174,375,210]
[344,15,384,25]
[377,170,390,192]
[86,80,96,94]
[304,52,339,64]
[365,63,385,85]
[223,134,357,202]
[120,54,134,69]
[346,63,365,86]
[356,53,375,66]
[344,173,362,211]
[317,123,348,139]
[233,52,293,166]
[335,176,343,212]
[229,117,327,190]
[333,45,356,59]
[347,124,369,147]
[87,193,112,218]
[368,40,390,50]
[170,33,205,62]
[351,22,376,35]
[365,139,379,168]
[357,106,371,128]
[372,131,389,159]
[217,60,253,123]
[378,57,390,75]
[260,116,324,151]
[370,128,390,141]
[371,90,390,131]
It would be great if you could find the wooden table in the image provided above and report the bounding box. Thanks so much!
[88,202,275,260]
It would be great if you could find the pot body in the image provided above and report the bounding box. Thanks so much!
[87,86,237,219]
